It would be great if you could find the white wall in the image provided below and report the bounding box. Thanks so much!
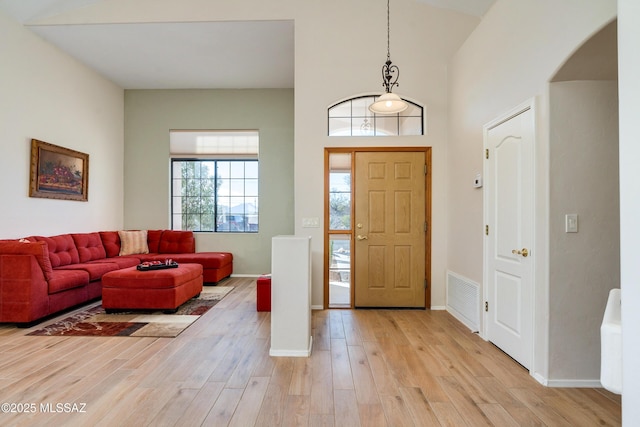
[32,0,480,308]
[448,0,616,382]
[618,0,640,423]
[293,0,478,307]
[548,81,619,383]
[0,11,125,238]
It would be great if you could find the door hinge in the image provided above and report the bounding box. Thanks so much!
[424,164,428,175]
[485,225,489,235]
[485,148,489,159]
[424,279,428,289]
[424,222,428,232]
[485,301,489,312]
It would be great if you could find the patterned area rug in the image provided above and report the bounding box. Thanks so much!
[27,286,234,338]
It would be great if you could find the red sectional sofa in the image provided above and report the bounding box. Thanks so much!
[0,230,232,325]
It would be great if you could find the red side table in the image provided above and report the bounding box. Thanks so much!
[257,274,271,312]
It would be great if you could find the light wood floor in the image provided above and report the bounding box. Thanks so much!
[0,277,621,426]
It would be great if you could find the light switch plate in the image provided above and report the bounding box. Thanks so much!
[565,214,578,233]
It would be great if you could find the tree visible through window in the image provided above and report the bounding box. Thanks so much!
[171,160,258,232]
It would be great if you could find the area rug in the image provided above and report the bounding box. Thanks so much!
[27,286,234,338]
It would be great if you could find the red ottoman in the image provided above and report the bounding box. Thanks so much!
[257,275,271,312]
[102,263,203,312]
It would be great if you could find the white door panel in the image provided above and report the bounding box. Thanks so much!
[484,103,535,369]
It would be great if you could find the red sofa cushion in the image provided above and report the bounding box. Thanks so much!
[147,230,164,253]
[32,234,79,268]
[157,230,195,253]
[0,240,54,281]
[72,232,107,262]
[56,262,119,282]
[93,257,140,269]
[48,269,90,294]
[147,252,232,269]
[99,231,120,258]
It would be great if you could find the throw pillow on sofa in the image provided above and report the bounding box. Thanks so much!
[118,230,149,256]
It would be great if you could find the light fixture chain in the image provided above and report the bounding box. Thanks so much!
[387,0,391,62]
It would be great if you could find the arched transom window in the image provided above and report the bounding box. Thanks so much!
[328,95,424,136]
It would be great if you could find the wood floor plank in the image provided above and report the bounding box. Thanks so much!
[333,389,361,427]
[148,386,200,427]
[399,386,442,426]
[202,387,243,426]
[228,376,270,427]
[474,376,545,426]
[358,403,387,426]
[562,388,622,426]
[379,393,415,427]
[309,413,335,427]
[400,345,451,403]
[329,310,345,340]
[313,310,331,351]
[437,375,494,426]
[255,383,288,427]
[347,344,380,405]
[362,341,400,397]
[478,402,520,426]
[430,401,470,427]
[288,355,312,396]
[176,381,226,427]
[0,277,621,427]
[340,311,364,346]
[310,349,334,415]
[331,338,354,390]
[281,395,311,426]
[227,337,269,389]
[509,387,574,427]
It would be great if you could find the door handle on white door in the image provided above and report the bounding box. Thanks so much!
[511,248,529,257]
[356,235,368,240]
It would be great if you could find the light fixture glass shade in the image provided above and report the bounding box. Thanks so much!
[369,92,408,115]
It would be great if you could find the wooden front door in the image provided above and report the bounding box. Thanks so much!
[354,151,427,308]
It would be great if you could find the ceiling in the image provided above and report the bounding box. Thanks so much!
[0,0,495,90]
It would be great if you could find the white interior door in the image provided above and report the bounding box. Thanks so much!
[484,102,535,369]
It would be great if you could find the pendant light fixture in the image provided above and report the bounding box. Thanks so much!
[369,0,408,115]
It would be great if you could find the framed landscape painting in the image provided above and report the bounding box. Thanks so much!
[29,139,89,201]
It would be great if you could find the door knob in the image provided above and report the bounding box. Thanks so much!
[511,248,529,257]
[356,235,368,240]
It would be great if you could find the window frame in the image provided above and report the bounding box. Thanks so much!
[170,158,259,233]
[328,94,424,136]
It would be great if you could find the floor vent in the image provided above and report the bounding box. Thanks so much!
[446,271,480,332]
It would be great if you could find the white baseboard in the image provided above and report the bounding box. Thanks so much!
[230,274,262,278]
[431,305,446,310]
[311,305,324,310]
[545,379,603,388]
[269,337,313,357]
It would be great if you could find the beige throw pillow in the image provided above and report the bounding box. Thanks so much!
[118,230,149,256]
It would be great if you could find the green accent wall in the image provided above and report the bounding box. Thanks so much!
[124,89,294,274]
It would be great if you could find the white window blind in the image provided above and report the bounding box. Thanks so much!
[170,130,259,158]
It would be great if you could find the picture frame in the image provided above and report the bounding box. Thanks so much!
[29,139,89,201]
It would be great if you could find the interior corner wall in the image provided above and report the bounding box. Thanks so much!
[123,89,294,275]
[0,11,125,239]
[448,0,617,381]
[548,80,619,383]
